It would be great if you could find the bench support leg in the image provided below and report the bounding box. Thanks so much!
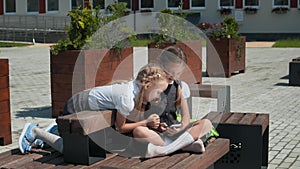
[213,124,267,169]
[217,85,230,112]
[62,130,107,165]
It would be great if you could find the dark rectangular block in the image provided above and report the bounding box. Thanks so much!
[289,61,300,86]
[206,112,269,169]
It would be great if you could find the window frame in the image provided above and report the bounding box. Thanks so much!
[92,0,105,10]
[27,0,39,14]
[272,0,289,8]
[139,0,154,10]
[70,0,84,10]
[166,0,183,10]
[190,0,206,10]
[46,0,59,13]
[243,0,259,8]
[4,0,16,14]
[218,0,235,9]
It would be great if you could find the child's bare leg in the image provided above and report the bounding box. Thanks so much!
[187,119,213,140]
[133,126,164,146]
[32,127,63,153]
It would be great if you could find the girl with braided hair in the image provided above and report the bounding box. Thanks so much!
[18,64,169,154]
[133,45,217,158]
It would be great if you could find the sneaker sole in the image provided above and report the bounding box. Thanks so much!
[19,123,31,154]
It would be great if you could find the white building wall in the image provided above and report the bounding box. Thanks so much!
[4,0,300,34]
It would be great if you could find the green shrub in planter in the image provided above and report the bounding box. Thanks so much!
[51,2,132,55]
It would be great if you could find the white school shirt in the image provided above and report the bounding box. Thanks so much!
[169,81,190,100]
[88,80,139,116]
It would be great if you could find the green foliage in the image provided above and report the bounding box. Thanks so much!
[51,2,133,55]
[272,39,300,48]
[205,16,240,39]
[0,42,32,47]
[153,6,199,48]
[223,17,239,39]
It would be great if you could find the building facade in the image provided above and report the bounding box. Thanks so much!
[0,0,300,41]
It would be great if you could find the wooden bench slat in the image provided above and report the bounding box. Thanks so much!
[130,156,169,169]
[18,151,62,169]
[149,153,190,169]
[1,150,47,168]
[224,112,244,124]
[112,157,142,169]
[252,114,269,134]
[238,113,257,125]
[202,112,220,122]
[169,138,229,169]
[98,155,130,168]
[0,149,20,162]
[205,112,232,124]
[28,155,65,169]
[0,151,24,166]
[189,84,227,98]
[69,153,117,169]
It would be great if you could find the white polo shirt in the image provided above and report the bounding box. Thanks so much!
[88,80,139,116]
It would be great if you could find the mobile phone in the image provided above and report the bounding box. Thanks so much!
[170,123,182,128]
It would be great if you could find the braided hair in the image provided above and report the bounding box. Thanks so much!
[159,45,187,108]
[135,64,168,112]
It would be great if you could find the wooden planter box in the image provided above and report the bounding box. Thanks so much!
[0,59,12,145]
[206,36,246,78]
[148,41,202,84]
[51,47,133,117]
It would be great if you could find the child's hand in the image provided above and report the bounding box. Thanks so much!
[166,124,182,136]
[157,122,168,132]
[146,114,160,129]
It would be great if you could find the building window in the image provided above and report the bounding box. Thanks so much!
[93,0,105,9]
[72,0,84,10]
[27,0,39,13]
[273,0,289,7]
[219,0,234,8]
[140,0,154,9]
[299,0,300,8]
[118,0,131,9]
[47,0,59,12]
[190,0,205,9]
[5,0,16,13]
[167,0,182,9]
[244,0,259,7]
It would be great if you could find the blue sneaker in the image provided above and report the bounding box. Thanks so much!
[19,136,32,154]
[34,122,58,148]
[19,123,37,153]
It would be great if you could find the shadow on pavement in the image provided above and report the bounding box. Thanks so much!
[15,106,52,119]
[280,75,289,80]
[274,82,289,86]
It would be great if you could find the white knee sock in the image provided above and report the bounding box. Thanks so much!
[181,138,205,153]
[145,132,194,158]
[32,127,63,153]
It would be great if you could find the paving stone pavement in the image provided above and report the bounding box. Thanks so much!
[0,44,299,168]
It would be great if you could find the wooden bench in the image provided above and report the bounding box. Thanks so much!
[289,57,300,86]
[203,112,269,169]
[188,84,230,118]
[55,110,230,168]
